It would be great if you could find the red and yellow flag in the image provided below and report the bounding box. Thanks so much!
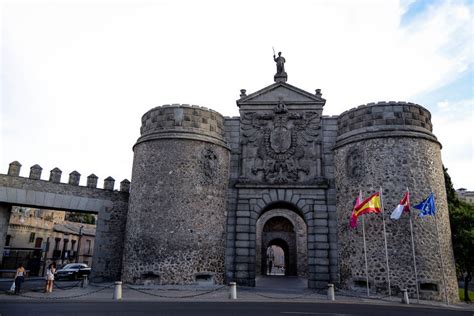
[354,192,381,216]
[349,192,381,228]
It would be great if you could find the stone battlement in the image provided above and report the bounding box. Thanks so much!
[335,101,437,149]
[137,104,227,148]
[5,161,130,192]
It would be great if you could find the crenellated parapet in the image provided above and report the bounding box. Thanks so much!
[137,104,228,149]
[5,161,129,193]
[335,101,437,149]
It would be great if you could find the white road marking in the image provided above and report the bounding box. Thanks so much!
[280,313,355,316]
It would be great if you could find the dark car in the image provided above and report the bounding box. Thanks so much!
[55,263,91,280]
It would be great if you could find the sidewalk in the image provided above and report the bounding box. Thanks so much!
[1,280,473,312]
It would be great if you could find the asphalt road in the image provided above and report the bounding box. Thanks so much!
[0,301,471,316]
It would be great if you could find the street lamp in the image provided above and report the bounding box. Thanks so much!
[76,225,83,263]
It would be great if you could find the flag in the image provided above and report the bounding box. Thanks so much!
[414,193,436,217]
[354,192,382,215]
[350,192,381,228]
[349,195,362,228]
[390,191,410,220]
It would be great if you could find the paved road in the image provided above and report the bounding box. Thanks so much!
[0,301,471,316]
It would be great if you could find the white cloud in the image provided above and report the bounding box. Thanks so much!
[432,98,474,189]
[1,0,473,188]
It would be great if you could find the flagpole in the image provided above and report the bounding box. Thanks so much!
[362,215,370,297]
[380,187,391,297]
[408,188,420,303]
[434,214,449,304]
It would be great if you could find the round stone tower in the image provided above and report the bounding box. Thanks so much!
[122,104,230,285]
[333,101,457,302]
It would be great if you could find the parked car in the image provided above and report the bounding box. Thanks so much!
[55,263,91,280]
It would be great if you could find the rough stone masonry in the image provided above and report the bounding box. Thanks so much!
[0,56,458,302]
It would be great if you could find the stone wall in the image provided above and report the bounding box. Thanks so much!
[334,102,458,302]
[0,204,12,265]
[122,105,230,285]
[225,186,331,287]
[321,116,339,283]
[138,104,226,146]
[223,117,241,283]
[0,165,129,281]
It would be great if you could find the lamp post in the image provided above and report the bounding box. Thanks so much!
[76,226,83,263]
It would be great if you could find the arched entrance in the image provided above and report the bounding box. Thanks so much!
[265,241,287,276]
[256,208,307,278]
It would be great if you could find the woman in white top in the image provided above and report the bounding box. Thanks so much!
[44,262,56,293]
[14,263,25,294]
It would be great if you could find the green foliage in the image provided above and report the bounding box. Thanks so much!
[64,212,96,225]
[459,288,474,301]
[444,166,457,205]
[444,166,473,302]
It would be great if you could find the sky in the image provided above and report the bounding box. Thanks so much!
[1,0,473,190]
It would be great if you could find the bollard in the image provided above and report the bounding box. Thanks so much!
[114,281,122,301]
[229,282,237,299]
[327,283,335,301]
[82,275,89,288]
[401,289,409,304]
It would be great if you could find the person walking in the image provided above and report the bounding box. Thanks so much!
[44,262,56,293]
[14,263,26,295]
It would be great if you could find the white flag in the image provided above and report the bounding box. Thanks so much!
[390,191,410,220]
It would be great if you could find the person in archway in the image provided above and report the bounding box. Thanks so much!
[268,260,273,275]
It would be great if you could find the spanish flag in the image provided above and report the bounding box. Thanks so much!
[349,192,382,228]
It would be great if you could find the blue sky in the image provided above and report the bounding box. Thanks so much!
[1,0,473,189]
[401,0,473,188]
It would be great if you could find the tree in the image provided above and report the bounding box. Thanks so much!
[444,166,474,302]
[64,212,96,225]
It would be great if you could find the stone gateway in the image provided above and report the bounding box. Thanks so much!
[0,59,457,302]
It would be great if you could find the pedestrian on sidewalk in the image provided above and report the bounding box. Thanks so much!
[14,263,25,295]
[44,262,56,293]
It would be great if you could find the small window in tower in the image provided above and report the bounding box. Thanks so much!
[420,282,438,292]
[195,273,214,285]
[29,232,35,243]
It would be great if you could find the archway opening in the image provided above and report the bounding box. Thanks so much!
[255,207,308,289]
[258,214,306,277]
[265,243,286,276]
[1,205,98,281]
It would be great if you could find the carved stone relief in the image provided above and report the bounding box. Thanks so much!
[240,100,321,184]
[345,147,363,180]
[201,148,219,184]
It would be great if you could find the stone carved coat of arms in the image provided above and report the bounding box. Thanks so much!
[240,101,321,184]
